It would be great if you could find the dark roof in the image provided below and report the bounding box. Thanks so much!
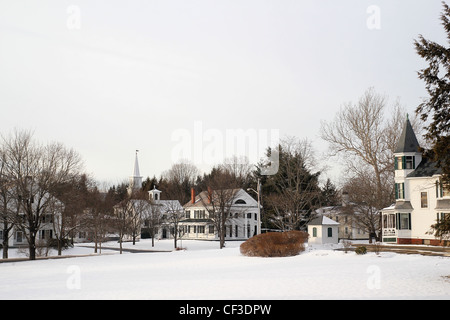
[394,200,413,210]
[436,199,450,210]
[407,157,442,178]
[308,216,339,226]
[395,118,420,153]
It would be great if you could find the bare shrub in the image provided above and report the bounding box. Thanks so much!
[342,240,352,254]
[373,241,382,255]
[240,231,308,257]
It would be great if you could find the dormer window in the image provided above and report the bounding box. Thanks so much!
[395,156,415,170]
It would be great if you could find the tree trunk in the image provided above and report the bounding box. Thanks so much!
[57,238,63,256]
[2,229,9,259]
[29,233,36,260]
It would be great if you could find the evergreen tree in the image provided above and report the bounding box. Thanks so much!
[257,137,321,231]
[414,1,450,240]
[321,178,340,207]
[414,1,450,185]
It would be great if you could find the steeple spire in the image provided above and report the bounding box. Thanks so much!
[128,150,143,195]
[133,150,141,177]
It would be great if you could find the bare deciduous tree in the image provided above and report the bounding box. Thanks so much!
[161,200,186,249]
[320,88,414,210]
[1,129,83,260]
[161,160,200,204]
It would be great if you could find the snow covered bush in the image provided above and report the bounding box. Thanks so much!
[240,231,308,257]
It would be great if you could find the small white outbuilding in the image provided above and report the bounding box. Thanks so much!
[307,216,340,244]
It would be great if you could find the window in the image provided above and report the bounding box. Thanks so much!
[194,210,206,219]
[395,156,403,169]
[209,225,214,234]
[397,213,411,230]
[235,225,239,237]
[235,199,246,204]
[395,156,415,170]
[383,214,396,228]
[436,180,450,198]
[421,192,428,208]
[185,210,191,219]
[327,227,333,237]
[405,156,414,169]
[437,212,448,223]
[16,231,23,243]
[395,183,405,199]
[198,226,205,234]
[312,227,317,237]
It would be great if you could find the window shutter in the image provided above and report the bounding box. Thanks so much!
[412,156,415,169]
[394,157,398,170]
[402,156,406,169]
[395,184,398,199]
[402,183,405,199]
[396,213,399,229]
[408,213,411,230]
[436,181,439,198]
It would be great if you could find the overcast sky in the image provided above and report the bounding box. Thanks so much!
[0,0,446,186]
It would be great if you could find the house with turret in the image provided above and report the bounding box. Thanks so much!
[381,117,449,245]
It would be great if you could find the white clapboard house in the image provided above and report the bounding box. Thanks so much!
[181,188,262,240]
[381,117,449,245]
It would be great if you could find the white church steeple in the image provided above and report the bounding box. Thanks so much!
[128,150,143,195]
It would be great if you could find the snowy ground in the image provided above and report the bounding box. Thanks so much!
[0,239,449,299]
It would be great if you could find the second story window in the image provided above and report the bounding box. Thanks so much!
[436,180,450,198]
[395,183,405,200]
[395,156,415,170]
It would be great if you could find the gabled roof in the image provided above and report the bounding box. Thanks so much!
[183,188,259,208]
[395,117,420,153]
[308,216,339,226]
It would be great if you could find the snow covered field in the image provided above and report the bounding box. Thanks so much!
[0,239,449,299]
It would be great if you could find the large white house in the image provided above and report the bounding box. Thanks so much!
[381,117,450,245]
[126,152,261,242]
[181,188,261,241]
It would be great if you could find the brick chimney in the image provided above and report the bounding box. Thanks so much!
[191,188,195,204]
[207,186,212,204]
